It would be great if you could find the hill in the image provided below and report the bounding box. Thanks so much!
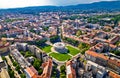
[0,1,120,14]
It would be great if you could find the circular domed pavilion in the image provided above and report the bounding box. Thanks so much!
[53,42,68,53]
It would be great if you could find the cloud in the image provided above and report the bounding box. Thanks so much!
[0,0,117,8]
[50,0,117,6]
[0,0,53,8]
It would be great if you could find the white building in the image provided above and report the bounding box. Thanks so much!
[86,61,107,78]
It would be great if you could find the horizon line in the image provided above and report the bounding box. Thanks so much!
[0,0,117,10]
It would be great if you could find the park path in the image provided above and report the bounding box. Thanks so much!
[47,52,53,55]
[67,53,73,57]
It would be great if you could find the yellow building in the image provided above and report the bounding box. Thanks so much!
[0,41,10,54]
[0,68,10,78]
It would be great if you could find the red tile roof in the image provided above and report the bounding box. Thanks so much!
[109,44,117,49]
[108,59,120,67]
[0,41,10,48]
[39,58,52,78]
[86,50,109,60]
[109,36,120,44]
[25,66,38,78]
[109,71,120,78]
[86,50,98,57]
[66,60,76,78]
[86,43,120,74]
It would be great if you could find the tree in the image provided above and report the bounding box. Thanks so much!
[60,65,65,73]
[8,70,15,78]
[78,43,90,49]
[52,71,57,76]
[20,74,26,78]
[63,37,79,46]
[113,50,120,56]
[76,30,82,36]
[115,41,120,46]
[50,35,59,43]
[60,65,66,78]
[20,51,25,56]
[25,51,34,57]
[43,26,49,31]
[51,65,57,78]
[30,29,35,33]
[16,65,20,71]
[13,61,18,66]
[80,48,88,54]
[78,43,90,54]
[60,73,66,78]
[38,68,43,75]
[1,34,7,37]
[33,58,42,70]
[114,50,120,56]
[2,56,6,61]
[35,39,47,46]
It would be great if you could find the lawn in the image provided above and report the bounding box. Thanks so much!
[41,45,52,53]
[67,46,80,56]
[49,53,71,61]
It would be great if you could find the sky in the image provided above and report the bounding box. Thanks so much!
[0,0,117,9]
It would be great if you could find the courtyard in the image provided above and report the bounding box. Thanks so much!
[40,43,80,62]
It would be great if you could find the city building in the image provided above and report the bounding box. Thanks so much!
[0,56,8,71]
[0,40,10,55]
[85,45,120,74]
[86,61,107,78]
[0,56,10,78]
[66,60,76,78]
[0,68,10,78]
[11,49,31,68]
[16,42,28,51]
[24,66,38,78]
[38,58,52,78]
[53,42,68,53]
